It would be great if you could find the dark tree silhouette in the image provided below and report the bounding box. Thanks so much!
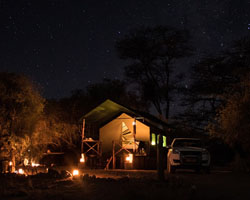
[57,78,150,121]
[208,74,250,171]
[42,78,149,153]
[116,26,192,120]
[180,37,250,131]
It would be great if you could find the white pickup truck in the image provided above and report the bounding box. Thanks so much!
[167,138,210,173]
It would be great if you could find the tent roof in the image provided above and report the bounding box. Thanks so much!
[82,99,169,132]
[82,99,135,125]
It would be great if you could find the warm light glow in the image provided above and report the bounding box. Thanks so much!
[163,136,167,147]
[125,154,133,163]
[151,133,156,145]
[73,169,79,176]
[9,161,12,166]
[80,153,85,163]
[24,158,29,166]
[18,168,24,174]
[31,162,40,167]
[132,121,136,126]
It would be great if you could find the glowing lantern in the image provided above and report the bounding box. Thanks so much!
[18,168,24,174]
[73,169,79,176]
[31,162,40,167]
[80,153,85,163]
[9,161,12,166]
[24,158,29,166]
[125,154,133,163]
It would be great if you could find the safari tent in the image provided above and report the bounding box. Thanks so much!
[100,113,150,154]
[80,99,169,169]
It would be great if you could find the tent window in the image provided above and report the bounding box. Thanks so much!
[156,135,167,147]
[163,136,167,147]
[151,133,156,146]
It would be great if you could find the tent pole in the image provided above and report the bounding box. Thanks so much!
[157,134,164,181]
[81,119,85,153]
[112,140,116,169]
[133,117,136,153]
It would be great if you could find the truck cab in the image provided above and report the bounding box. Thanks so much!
[167,138,210,173]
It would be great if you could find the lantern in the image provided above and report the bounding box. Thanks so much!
[80,153,85,163]
[73,169,79,176]
[125,154,133,163]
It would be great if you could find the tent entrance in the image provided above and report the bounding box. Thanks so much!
[121,122,135,150]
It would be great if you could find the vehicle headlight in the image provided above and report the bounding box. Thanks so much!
[173,149,180,154]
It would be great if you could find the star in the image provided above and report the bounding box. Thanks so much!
[0,0,248,99]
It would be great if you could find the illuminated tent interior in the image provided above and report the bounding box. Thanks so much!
[81,99,169,169]
[100,113,150,153]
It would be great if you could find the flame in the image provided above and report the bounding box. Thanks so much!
[31,162,40,167]
[73,169,79,176]
[80,153,85,163]
[18,168,24,174]
[24,158,29,166]
[125,154,133,163]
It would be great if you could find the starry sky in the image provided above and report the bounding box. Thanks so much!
[0,0,249,98]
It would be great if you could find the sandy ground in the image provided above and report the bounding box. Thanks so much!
[0,169,250,200]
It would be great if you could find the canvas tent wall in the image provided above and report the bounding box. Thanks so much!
[80,99,170,169]
[100,113,150,153]
[81,99,170,152]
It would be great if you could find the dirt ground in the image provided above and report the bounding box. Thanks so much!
[0,168,250,200]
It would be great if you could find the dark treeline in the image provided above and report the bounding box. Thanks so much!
[1,26,250,171]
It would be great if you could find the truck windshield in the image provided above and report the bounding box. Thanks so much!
[173,139,202,148]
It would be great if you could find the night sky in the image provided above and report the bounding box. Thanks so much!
[0,0,249,98]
